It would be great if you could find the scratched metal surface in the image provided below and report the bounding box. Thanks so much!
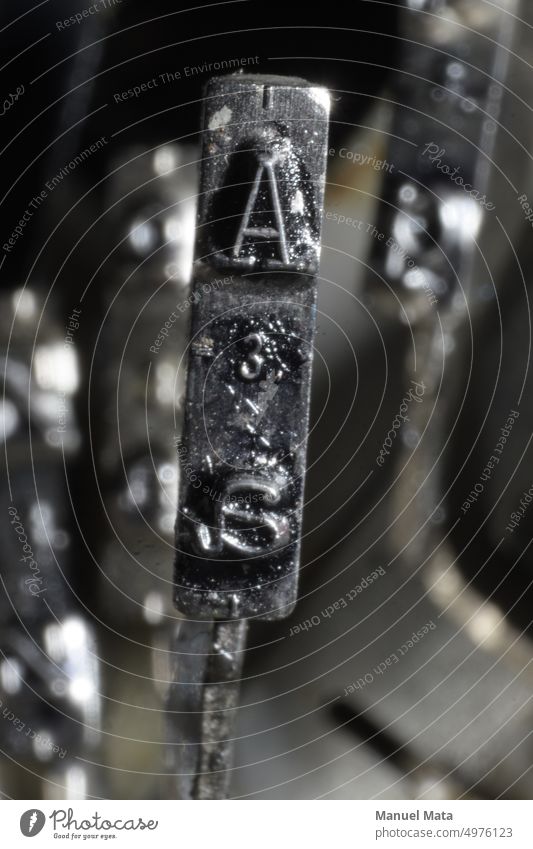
[174,77,329,620]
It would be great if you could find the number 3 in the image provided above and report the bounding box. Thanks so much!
[239,332,264,381]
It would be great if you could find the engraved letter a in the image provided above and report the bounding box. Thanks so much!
[232,151,289,264]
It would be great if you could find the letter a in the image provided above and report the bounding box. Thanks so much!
[232,151,290,264]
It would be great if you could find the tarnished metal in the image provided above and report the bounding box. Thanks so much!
[174,75,330,621]
[170,74,329,799]
[168,618,248,800]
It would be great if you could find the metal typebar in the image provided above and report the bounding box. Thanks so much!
[170,74,329,798]
[174,75,330,621]
[168,618,248,800]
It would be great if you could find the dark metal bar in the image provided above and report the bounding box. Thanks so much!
[170,74,329,799]
[168,618,248,800]
[174,75,330,621]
